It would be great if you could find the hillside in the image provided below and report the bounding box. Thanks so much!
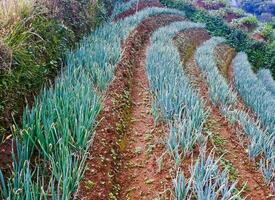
[0,0,274,199]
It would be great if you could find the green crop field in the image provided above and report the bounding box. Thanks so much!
[0,0,274,199]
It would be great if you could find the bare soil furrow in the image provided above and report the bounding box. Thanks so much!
[114,0,163,22]
[78,14,184,200]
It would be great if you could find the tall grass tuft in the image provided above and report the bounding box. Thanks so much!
[0,0,33,26]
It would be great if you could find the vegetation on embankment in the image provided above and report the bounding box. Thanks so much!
[0,0,109,141]
[160,0,275,78]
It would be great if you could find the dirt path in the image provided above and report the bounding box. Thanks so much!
[0,139,12,171]
[115,15,187,199]
[114,0,163,22]
[77,14,184,200]
[174,29,272,199]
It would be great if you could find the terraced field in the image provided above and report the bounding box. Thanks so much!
[0,0,274,199]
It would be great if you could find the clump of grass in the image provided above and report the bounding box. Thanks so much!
[0,14,75,138]
[0,40,12,70]
[0,0,109,139]
[0,0,34,27]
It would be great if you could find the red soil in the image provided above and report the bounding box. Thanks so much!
[77,14,184,200]
[238,22,257,33]
[196,0,226,10]
[174,29,272,199]
[114,0,163,21]
[0,139,12,171]
[214,44,236,78]
[224,12,243,23]
[251,33,266,42]
[116,15,187,200]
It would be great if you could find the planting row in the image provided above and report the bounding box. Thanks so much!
[257,69,275,97]
[145,20,240,199]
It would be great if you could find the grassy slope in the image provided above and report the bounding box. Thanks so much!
[0,1,108,141]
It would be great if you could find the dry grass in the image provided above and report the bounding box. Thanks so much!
[0,0,34,25]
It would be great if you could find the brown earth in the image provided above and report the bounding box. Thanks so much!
[0,139,12,171]
[77,14,184,200]
[196,0,226,10]
[114,0,163,22]
[224,12,243,23]
[214,44,236,79]
[251,33,266,42]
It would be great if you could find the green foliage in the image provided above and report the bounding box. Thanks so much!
[231,15,258,30]
[239,16,258,25]
[160,0,275,78]
[50,0,107,39]
[0,0,108,139]
[0,15,75,137]
[258,23,275,42]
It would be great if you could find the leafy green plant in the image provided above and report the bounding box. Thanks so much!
[0,14,75,137]
[231,15,258,31]
[256,23,275,42]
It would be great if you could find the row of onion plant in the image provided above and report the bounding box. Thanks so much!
[232,53,275,135]
[0,6,186,199]
[195,38,274,186]
[111,0,141,20]
[146,20,240,199]
[257,69,275,97]
[195,37,237,106]
[231,53,275,185]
